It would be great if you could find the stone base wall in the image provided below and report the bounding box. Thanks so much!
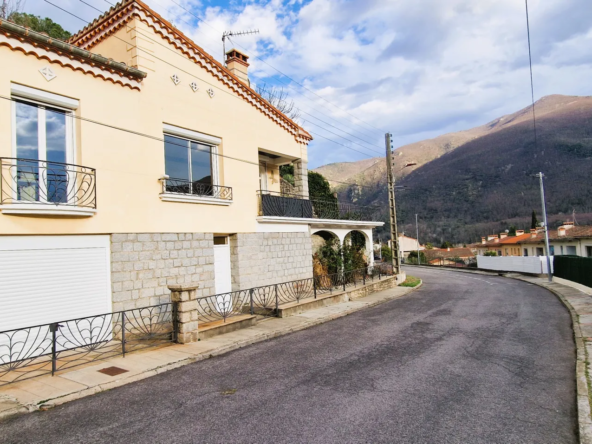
[110,233,214,312]
[230,232,313,290]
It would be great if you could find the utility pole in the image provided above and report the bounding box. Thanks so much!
[415,214,420,265]
[537,172,553,282]
[385,133,401,275]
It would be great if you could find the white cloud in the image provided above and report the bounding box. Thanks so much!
[25,0,592,168]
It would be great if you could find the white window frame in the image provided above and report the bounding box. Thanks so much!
[161,124,230,206]
[2,86,92,216]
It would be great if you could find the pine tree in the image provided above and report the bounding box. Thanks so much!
[531,210,539,230]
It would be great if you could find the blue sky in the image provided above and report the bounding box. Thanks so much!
[27,0,592,168]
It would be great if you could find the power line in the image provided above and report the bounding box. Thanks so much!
[524,0,538,152]
[2,95,378,188]
[143,0,383,143]
[58,0,382,159]
[166,0,386,135]
[93,0,382,143]
[301,118,383,155]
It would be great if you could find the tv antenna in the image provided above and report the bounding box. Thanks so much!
[222,29,259,64]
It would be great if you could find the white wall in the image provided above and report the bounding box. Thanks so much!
[477,255,554,274]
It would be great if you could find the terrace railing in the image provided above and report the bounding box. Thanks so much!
[0,158,96,208]
[161,177,232,201]
[257,191,382,222]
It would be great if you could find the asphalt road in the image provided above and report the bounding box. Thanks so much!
[0,268,577,444]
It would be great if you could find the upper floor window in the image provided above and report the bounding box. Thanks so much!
[11,85,77,205]
[160,124,231,203]
[164,134,214,195]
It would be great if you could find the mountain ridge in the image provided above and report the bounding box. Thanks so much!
[313,94,592,244]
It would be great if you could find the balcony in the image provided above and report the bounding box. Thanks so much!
[257,191,382,223]
[0,158,96,216]
[159,177,233,206]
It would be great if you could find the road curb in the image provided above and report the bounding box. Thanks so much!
[0,281,423,421]
[410,266,591,443]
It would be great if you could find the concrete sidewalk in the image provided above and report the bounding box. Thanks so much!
[0,282,419,419]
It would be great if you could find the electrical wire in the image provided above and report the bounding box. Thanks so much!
[2,95,384,188]
[165,0,387,135]
[524,0,538,152]
[89,0,384,143]
[132,0,385,145]
[53,0,383,159]
[100,0,383,143]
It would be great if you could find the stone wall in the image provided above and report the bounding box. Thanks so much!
[230,232,313,290]
[110,233,214,312]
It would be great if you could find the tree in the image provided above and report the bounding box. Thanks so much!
[0,0,22,19]
[7,12,72,40]
[508,226,517,236]
[316,237,342,275]
[440,241,453,249]
[484,251,497,257]
[408,250,427,264]
[256,84,301,121]
[425,242,434,250]
[531,210,539,230]
[381,245,393,262]
[279,164,294,186]
[308,171,338,219]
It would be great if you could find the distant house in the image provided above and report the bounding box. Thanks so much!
[518,223,592,257]
[398,235,424,259]
[469,230,539,257]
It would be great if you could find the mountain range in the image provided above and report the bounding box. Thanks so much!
[314,95,592,245]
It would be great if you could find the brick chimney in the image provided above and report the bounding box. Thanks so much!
[516,230,525,236]
[225,49,249,85]
[481,237,486,245]
[530,228,537,238]
[499,233,508,240]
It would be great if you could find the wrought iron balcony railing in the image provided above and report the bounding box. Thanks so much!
[161,177,232,201]
[257,191,382,222]
[0,158,96,208]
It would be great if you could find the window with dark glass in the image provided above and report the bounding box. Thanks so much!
[164,134,214,195]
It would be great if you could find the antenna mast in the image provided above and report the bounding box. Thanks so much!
[222,29,260,64]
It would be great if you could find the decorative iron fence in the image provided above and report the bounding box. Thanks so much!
[0,303,173,386]
[0,264,396,386]
[0,158,96,208]
[161,177,232,200]
[257,191,381,222]
[194,263,396,324]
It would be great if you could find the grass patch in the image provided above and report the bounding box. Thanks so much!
[400,276,421,287]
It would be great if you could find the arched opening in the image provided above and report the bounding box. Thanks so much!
[343,230,370,272]
[311,230,341,276]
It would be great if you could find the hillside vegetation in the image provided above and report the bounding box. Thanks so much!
[314,95,592,244]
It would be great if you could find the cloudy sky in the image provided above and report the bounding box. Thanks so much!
[30,0,592,168]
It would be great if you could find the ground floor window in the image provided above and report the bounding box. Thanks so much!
[587,246,592,257]
[566,246,577,256]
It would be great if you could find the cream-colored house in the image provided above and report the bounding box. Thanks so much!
[0,0,383,331]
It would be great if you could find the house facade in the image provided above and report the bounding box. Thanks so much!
[518,223,592,257]
[0,0,383,332]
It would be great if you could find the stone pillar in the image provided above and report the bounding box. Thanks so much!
[168,284,199,343]
[294,160,309,198]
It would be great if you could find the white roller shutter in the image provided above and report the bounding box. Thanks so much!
[0,235,111,332]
